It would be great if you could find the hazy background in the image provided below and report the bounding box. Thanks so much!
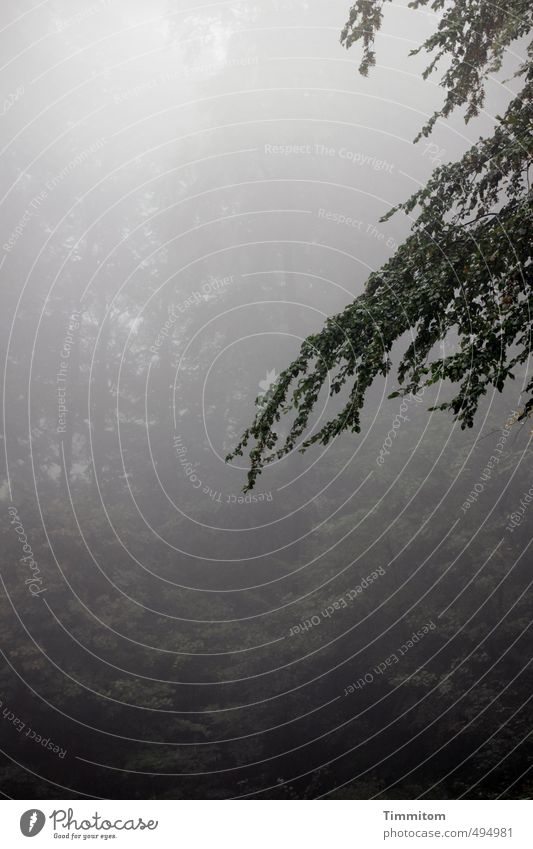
[0,0,531,799]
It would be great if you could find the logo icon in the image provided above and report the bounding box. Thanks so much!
[20,810,46,837]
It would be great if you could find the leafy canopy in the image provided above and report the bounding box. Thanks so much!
[227,0,533,490]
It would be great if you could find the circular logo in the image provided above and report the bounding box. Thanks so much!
[20,810,46,837]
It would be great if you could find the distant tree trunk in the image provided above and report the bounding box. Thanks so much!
[61,301,81,487]
[91,286,111,483]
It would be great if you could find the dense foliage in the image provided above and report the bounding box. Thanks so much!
[228,0,533,491]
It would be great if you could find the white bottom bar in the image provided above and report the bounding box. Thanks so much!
[2,800,531,848]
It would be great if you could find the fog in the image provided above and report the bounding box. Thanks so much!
[0,0,530,799]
